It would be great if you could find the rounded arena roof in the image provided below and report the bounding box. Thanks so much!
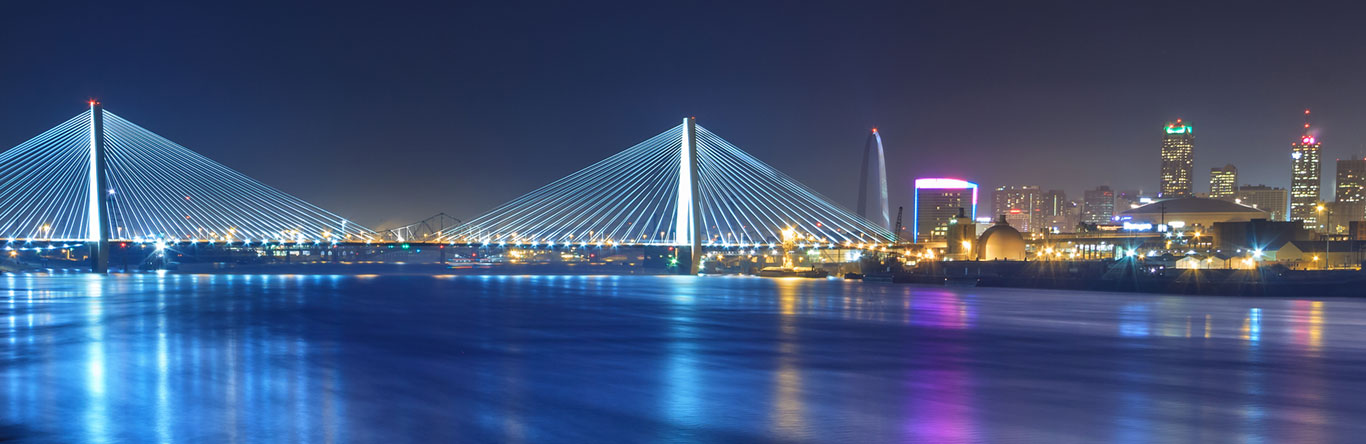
[1120,197,1267,215]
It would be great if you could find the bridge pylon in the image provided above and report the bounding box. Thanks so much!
[676,117,702,274]
[88,100,110,273]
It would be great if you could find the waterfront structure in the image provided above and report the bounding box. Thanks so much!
[1119,197,1268,229]
[945,208,977,260]
[913,178,978,243]
[977,217,1026,260]
[1273,241,1365,269]
[992,185,1041,232]
[1082,186,1115,225]
[1337,158,1366,204]
[1211,219,1311,256]
[1234,185,1289,221]
[1209,164,1237,199]
[1160,120,1195,197]
[1290,110,1322,227]
[857,128,891,230]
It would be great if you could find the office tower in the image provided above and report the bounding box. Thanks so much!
[992,185,1041,232]
[1234,185,1289,221]
[1160,119,1195,197]
[1082,186,1115,224]
[1039,189,1067,231]
[1290,110,1322,227]
[1041,189,1066,217]
[1336,158,1366,203]
[1335,158,1366,224]
[1209,164,1237,199]
[913,178,978,243]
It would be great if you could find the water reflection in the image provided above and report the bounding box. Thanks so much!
[770,279,805,440]
[664,277,701,432]
[0,275,1362,441]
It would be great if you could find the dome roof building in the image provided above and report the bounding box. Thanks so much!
[1118,197,1269,228]
[976,217,1026,260]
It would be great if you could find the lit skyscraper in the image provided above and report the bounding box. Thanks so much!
[913,178,977,243]
[1041,189,1067,217]
[1290,109,1321,227]
[1336,158,1366,203]
[1209,164,1237,199]
[1082,186,1115,225]
[1336,158,1366,224]
[1234,185,1288,221]
[992,185,1041,232]
[1160,119,1195,197]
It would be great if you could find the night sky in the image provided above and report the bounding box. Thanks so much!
[3,1,1364,229]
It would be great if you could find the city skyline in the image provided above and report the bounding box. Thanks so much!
[4,2,1366,230]
[980,110,1366,219]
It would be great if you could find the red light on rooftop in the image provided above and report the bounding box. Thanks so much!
[1305,123,1311,128]
[1175,118,1182,123]
[1305,109,1311,114]
[871,127,878,133]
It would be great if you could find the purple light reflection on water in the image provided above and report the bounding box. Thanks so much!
[0,274,1362,442]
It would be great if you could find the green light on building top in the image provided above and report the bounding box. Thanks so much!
[1165,125,1191,134]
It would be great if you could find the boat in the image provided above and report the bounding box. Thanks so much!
[758,266,829,278]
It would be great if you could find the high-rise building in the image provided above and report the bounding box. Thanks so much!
[1210,164,1237,199]
[1041,189,1067,217]
[1334,158,1366,224]
[1045,199,1081,233]
[1336,158,1366,203]
[992,185,1041,232]
[1324,201,1365,233]
[1160,119,1195,197]
[1038,189,1068,232]
[1082,186,1115,225]
[856,128,891,230]
[913,178,978,243]
[1290,109,1322,227]
[1234,185,1288,221]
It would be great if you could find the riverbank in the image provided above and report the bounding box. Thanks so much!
[913,260,1366,297]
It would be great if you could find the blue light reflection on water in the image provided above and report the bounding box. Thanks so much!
[0,274,1362,442]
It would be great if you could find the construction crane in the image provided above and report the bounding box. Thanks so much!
[892,206,904,243]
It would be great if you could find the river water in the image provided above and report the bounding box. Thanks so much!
[0,273,1359,442]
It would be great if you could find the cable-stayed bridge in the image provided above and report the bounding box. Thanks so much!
[0,105,893,273]
[0,102,378,271]
[441,118,895,272]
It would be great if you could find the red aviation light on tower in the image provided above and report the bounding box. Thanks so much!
[871,127,878,134]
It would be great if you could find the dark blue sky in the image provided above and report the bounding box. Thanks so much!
[3,1,1364,228]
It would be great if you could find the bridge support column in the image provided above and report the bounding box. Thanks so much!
[88,101,111,273]
[674,117,702,274]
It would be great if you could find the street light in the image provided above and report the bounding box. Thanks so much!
[1317,204,1331,269]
